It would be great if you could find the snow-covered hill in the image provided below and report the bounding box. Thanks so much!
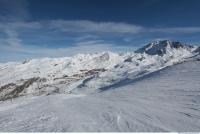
[0,40,199,100]
[0,40,200,132]
[0,58,200,132]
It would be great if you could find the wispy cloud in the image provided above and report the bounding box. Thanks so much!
[149,27,200,33]
[0,39,137,62]
[1,20,200,36]
[74,35,99,41]
[47,20,200,34]
[1,19,200,62]
[4,29,22,47]
[1,39,136,55]
[48,20,144,34]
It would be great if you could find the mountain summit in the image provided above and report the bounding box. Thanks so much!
[135,40,194,55]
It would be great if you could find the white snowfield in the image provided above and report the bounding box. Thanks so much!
[0,40,200,132]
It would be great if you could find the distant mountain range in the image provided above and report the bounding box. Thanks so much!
[0,40,200,101]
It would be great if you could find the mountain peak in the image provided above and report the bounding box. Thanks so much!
[135,40,194,55]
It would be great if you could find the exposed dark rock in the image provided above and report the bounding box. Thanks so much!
[63,75,68,77]
[54,75,68,80]
[22,60,30,64]
[80,69,88,72]
[74,68,107,77]
[194,47,200,53]
[137,57,145,61]
[0,83,16,93]
[0,77,41,101]
[124,57,132,62]
[85,68,106,76]
[114,64,120,68]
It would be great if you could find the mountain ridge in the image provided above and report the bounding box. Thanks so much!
[135,40,197,55]
[0,40,199,101]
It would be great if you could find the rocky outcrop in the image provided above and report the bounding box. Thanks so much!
[0,77,40,101]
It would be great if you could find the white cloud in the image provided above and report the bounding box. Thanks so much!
[75,35,99,41]
[48,20,144,34]
[4,29,22,47]
[1,20,200,37]
[149,27,200,33]
[1,39,136,56]
[0,21,41,31]
[0,39,137,62]
[46,20,200,34]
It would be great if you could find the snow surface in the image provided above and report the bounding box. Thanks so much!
[0,40,200,132]
[0,60,200,132]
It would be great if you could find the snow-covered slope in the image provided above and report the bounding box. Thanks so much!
[0,40,199,100]
[0,40,200,132]
[0,60,200,132]
[135,40,196,55]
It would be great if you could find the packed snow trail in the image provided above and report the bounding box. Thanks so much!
[0,60,200,132]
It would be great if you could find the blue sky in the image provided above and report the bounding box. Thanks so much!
[0,0,200,62]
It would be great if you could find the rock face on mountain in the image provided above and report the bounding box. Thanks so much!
[135,40,194,55]
[194,46,200,53]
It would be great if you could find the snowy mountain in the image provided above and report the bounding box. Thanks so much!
[0,40,200,132]
[136,40,196,55]
[0,40,199,100]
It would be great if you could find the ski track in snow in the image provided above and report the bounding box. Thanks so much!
[0,61,200,132]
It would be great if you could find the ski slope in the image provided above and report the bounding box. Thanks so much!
[0,40,200,132]
[0,60,200,132]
